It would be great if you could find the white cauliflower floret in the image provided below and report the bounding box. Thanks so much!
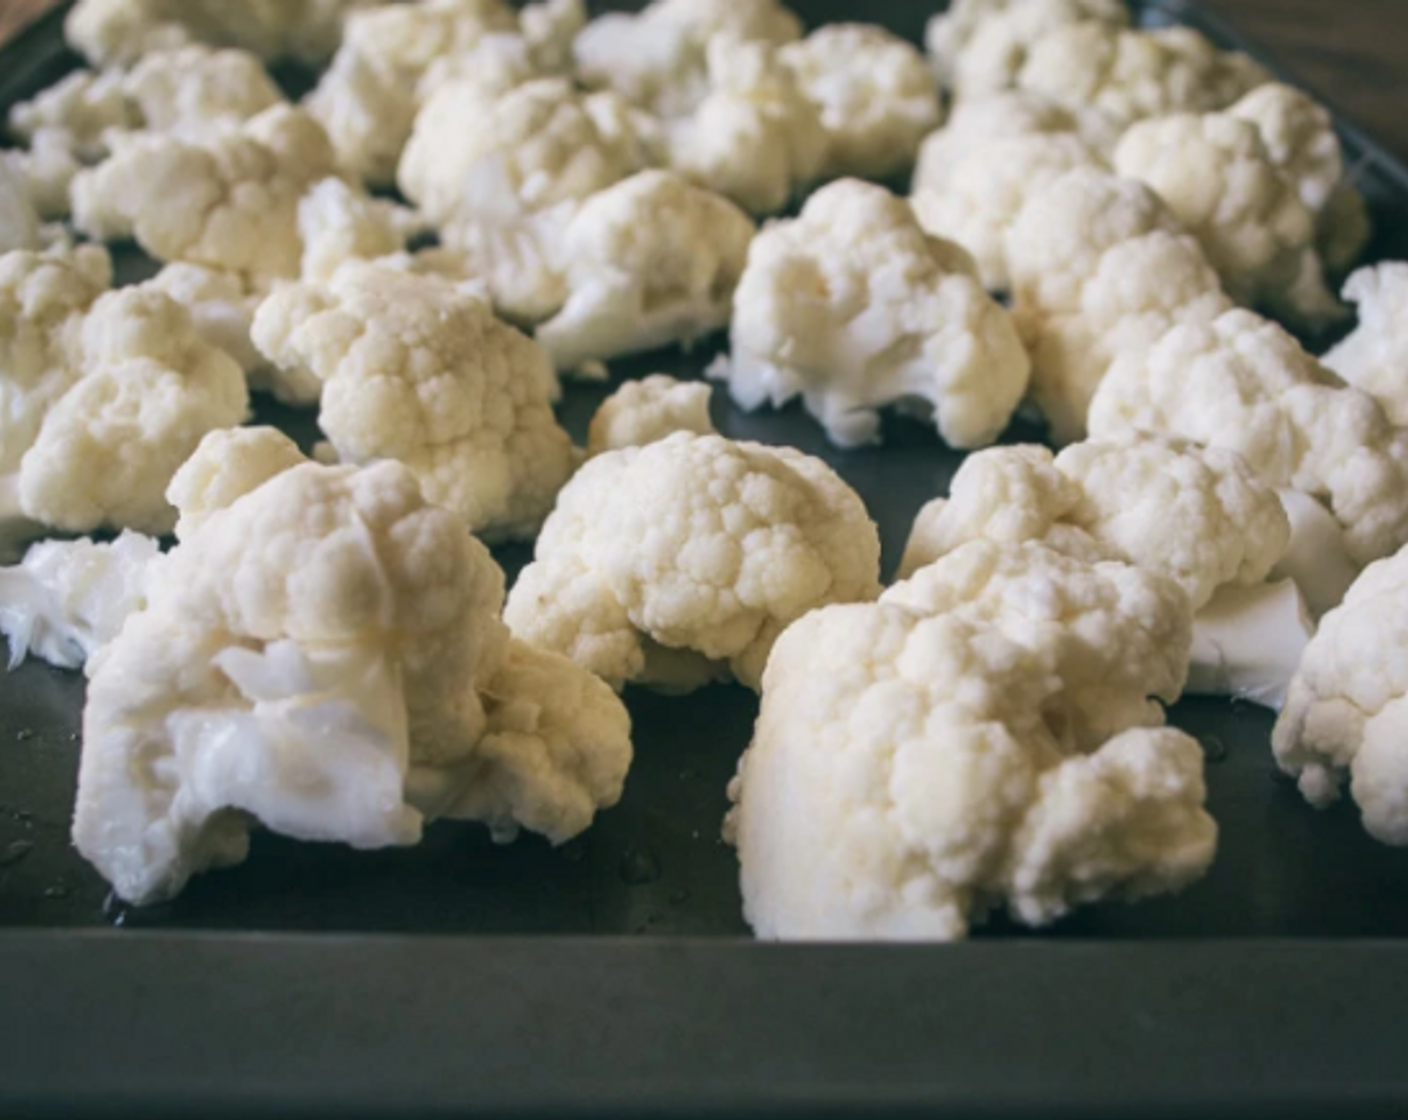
[0,530,159,671]
[911,90,1086,193]
[911,133,1101,291]
[1005,168,1231,443]
[720,178,1029,450]
[1018,23,1268,132]
[72,106,337,286]
[146,263,263,377]
[121,45,284,136]
[952,0,1132,101]
[667,38,825,216]
[74,458,632,904]
[779,24,942,182]
[1114,111,1339,328]
[1323,264,1408,427]
[729,539,1214,940]
[4,131,82,222]
[7,69,138,162]
[1273,545,1408,844]
[0,243,113,475]
[0,163,44,256]
[924,0,1127,88]
[166,426,309,541]
[586,374,715,456]
[252,263,573,542]
[504,431,881,693]
[536,170,756,372]
[574,0,803,119]
[399,79,646,227]
[1089,309,1408,568]
[19,287,250,535]
[298,175,418,287]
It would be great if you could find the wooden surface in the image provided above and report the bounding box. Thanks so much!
[0,0,1406,158]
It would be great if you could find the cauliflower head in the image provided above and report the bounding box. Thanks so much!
[252,263,573,542]
[586,374,716,456]
[722,178,1030,450]
[779,24,942,182]
[1273,545,1408,844]
[535,170,756,372]
[503,431,882,694]
[74,458,632,904]
[1323,263,1408,428]
[1089,308,1408,568]
[729,539,1214,940]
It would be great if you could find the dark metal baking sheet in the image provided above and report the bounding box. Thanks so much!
[2,1,1408,1117]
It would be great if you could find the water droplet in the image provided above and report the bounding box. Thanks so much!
[68,732,80,743]
[14,729,33,742]
[1201,735,1228,763]
[668,889,689,906]
[618,846,662,886]
[43,884,70,900]
[0,840,33,867]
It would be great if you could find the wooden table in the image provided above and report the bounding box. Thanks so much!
[1,0,1407,160]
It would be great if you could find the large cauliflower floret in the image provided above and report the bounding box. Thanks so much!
[0,243,113,475]
[924,0,1127,88]
[586,374,716,456]
[667,38,826,217]
[65,0,378,67]
[251,263,573,543]
[729,539,1214,941]
[911,133,1101,291]
[72,105,337,286]
[1114,111,1339,328]
[1322,264,1408,427]
[399,78,647,227]
[19,287,250,536]
[720,179,1030,450]
[574,0,803,119]
[535,170,756,372]
[1273,547,1408,845]
[1089,308,1408,569]
[122,45,285,135]
[1005,168,1231,443]
[504,431,882,694]
[7,69,138,163]
[74,458,633,905]
[779,24,942,182]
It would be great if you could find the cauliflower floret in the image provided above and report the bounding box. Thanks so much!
[298,176,419,288]
[729,539,1214,940]
[19,287,250,535]
[1272,488,1361,620]
[146,263,264,378]
[911,90,1086,193]
[121,45,285,136]
[1273,545,1408,844]
[252,263,573,542]
[535,170,756,372]
[779,24,942,182]
[0,163,44,256]
[1018,23,1268,132]
[1323,263,1408,427]
[166,425,309,541]
[74,458,632,904]
[586,374,715,456]
[7,69,138,162]
[0,243,113,475]
[1089,308,1408,568]
[574,0,803,119]
[924,0,1127,88]
[911,133,1101,291]
[1114,111,1339,328]
[667,38,825,216]
[1005,168,1232,443]
[4,130,82,222]
[952,0,1132,101]
[72,106,337,286]
[0,530,159,671]
[719,178,1029,450]
[504,431,881,693]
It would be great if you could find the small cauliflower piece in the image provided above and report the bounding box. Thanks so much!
[4,130,83,222]
[1113,111,1339,328]
[1323,263,1408,427]
[19,287,250,536]
[0,243,113,475]
[924,0,1127,89]
[667,38,826,216]
[586,375,715,456]
[911,90,1087,193]
[72,105,337,286]
[504,431,881,693]
[952,0,1132,101]
[535,170,756,372]
[74,458,632,904]
[146,263,263,377]
[729,539,1214,940]
[574,0,803,119]
[252,263,573,542]
[721,178,1028,449]
[166,426,309,541]
[7,69,138,162]
[121,45,285,136]
[297,175,419,288]
[0,163,44,256]
[1273,545,1408,844]
[911,133,1101,291]
[779,24,942,182]
[0,530,159,671]
[1088,308,1408,568]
